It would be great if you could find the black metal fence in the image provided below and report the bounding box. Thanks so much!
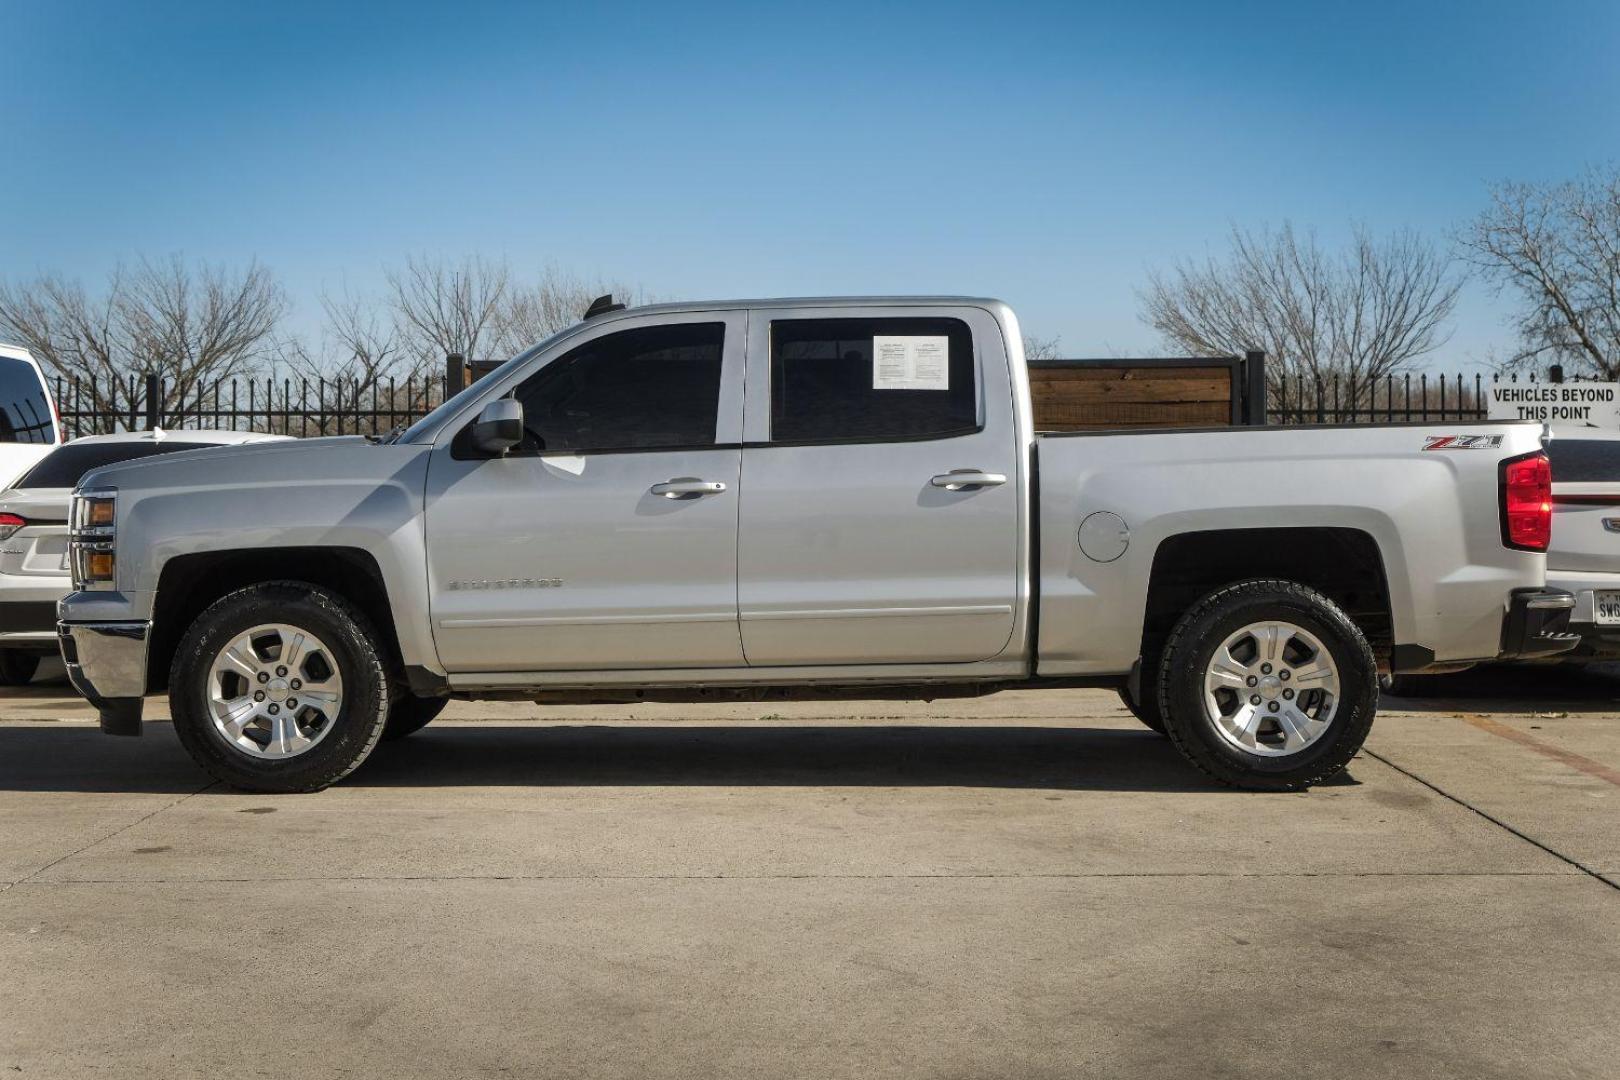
[1268,370,1491,424]
[53,371,455,440]
[47,360,1545,440]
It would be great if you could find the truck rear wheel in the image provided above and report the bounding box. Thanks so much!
[168,582,392,793]
[1155,579,1377,791]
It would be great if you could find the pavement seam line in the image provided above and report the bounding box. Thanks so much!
[2,780,219,893]
[10,870,1584,885]
[1363,748,1619,895]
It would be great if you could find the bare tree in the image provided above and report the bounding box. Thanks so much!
[1022,334,1063,361]
[488,266,643,360]
[380,254,642,372]
[0,256,285,426]
[1140,223,1462,413]
[1459,167,1620,378]
[384,254,509,373]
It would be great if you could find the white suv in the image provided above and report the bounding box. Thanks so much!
[0,344,61,491]
[0,430,288,684]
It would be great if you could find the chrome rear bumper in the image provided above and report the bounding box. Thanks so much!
[1498,588,1580,661]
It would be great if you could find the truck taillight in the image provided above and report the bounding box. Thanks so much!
[1500,450,1552,552]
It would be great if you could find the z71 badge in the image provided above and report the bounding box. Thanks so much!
[1422,434,1504,451]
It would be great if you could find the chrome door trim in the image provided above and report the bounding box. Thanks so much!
[739,604,1013,621]
[439,611,738,629]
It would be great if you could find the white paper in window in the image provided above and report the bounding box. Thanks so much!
[872,336,950,390]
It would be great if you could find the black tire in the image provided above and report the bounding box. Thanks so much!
[1156,578,1377,791]
[168,582,392,793]
[0,649,40,686]
[1116,678,1167,735]
[383,695,449,740]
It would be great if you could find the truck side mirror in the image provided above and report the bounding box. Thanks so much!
[470,398,523,456]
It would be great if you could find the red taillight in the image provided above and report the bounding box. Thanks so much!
[0,513,25,541]
[1501,450,1553,551]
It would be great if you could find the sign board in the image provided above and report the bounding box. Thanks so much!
[1486,382,1620,427]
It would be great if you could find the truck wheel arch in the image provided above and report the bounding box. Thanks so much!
[147,547,406,694]
[1139,527,1395,671]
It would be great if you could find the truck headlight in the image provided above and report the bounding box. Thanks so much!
[70,489,117,590]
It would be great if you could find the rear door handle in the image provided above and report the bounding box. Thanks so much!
[930,469,1008,491]
[651,477,728,499]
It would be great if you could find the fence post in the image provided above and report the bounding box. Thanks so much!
[143,373,160,431]
[1243,350,1266,425]
[445,353,466,396]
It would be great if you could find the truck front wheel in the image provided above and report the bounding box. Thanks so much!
[168,582,392,793]
[1155,579,1377,791]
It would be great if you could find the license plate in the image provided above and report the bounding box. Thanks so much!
[1597,591,1620,625]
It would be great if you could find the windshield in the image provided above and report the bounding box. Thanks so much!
[395,325,584,443]
[16,441,222,489]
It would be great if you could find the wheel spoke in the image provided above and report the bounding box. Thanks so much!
[219,698,257,739]
[218,642,260,680]
[268,711,309,756]
[298,687,340,712]
[1228,703,1263,746]
[280,632,309,676]
[1264,624,1291,663]
[1291,661,1335,685]
[1276,706,1319,749]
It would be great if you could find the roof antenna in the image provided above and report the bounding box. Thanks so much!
[583,294,626,320]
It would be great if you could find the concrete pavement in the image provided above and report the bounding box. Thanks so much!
[1,666,1616,1078]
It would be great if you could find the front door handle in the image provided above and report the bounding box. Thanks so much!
[651,477,728,499]
[930,469,1008,491]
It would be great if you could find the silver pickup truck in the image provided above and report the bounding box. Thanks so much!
[58,297,1577,793]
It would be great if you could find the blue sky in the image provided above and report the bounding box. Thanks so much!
[3,0,1617,369]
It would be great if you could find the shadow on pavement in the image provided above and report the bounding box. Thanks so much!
[1383,661,1620,714]
[0,722,1250,795]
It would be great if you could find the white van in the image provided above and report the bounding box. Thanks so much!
[0,344,62,488]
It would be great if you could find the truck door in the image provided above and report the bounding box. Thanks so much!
[423,312,747,673]
[736,306,1022,666]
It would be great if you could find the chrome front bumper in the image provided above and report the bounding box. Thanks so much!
[58,620,149,735]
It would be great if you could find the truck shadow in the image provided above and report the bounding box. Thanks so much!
[1382,661,1620,714]
[358,724,1255,793]
[0,723,1263,795]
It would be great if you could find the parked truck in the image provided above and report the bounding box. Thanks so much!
[57,297,1577,793]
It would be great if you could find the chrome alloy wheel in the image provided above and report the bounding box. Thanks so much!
[1201,620,1340,757]
[206,623,344,759]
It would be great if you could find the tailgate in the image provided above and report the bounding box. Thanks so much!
[1546,436,1620,574]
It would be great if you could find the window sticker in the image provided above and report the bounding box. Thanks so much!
[872,336,949,390]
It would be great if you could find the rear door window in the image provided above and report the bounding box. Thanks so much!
[1546,439,1620,482]
[769,317,978,443]
[0,357,52,444]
